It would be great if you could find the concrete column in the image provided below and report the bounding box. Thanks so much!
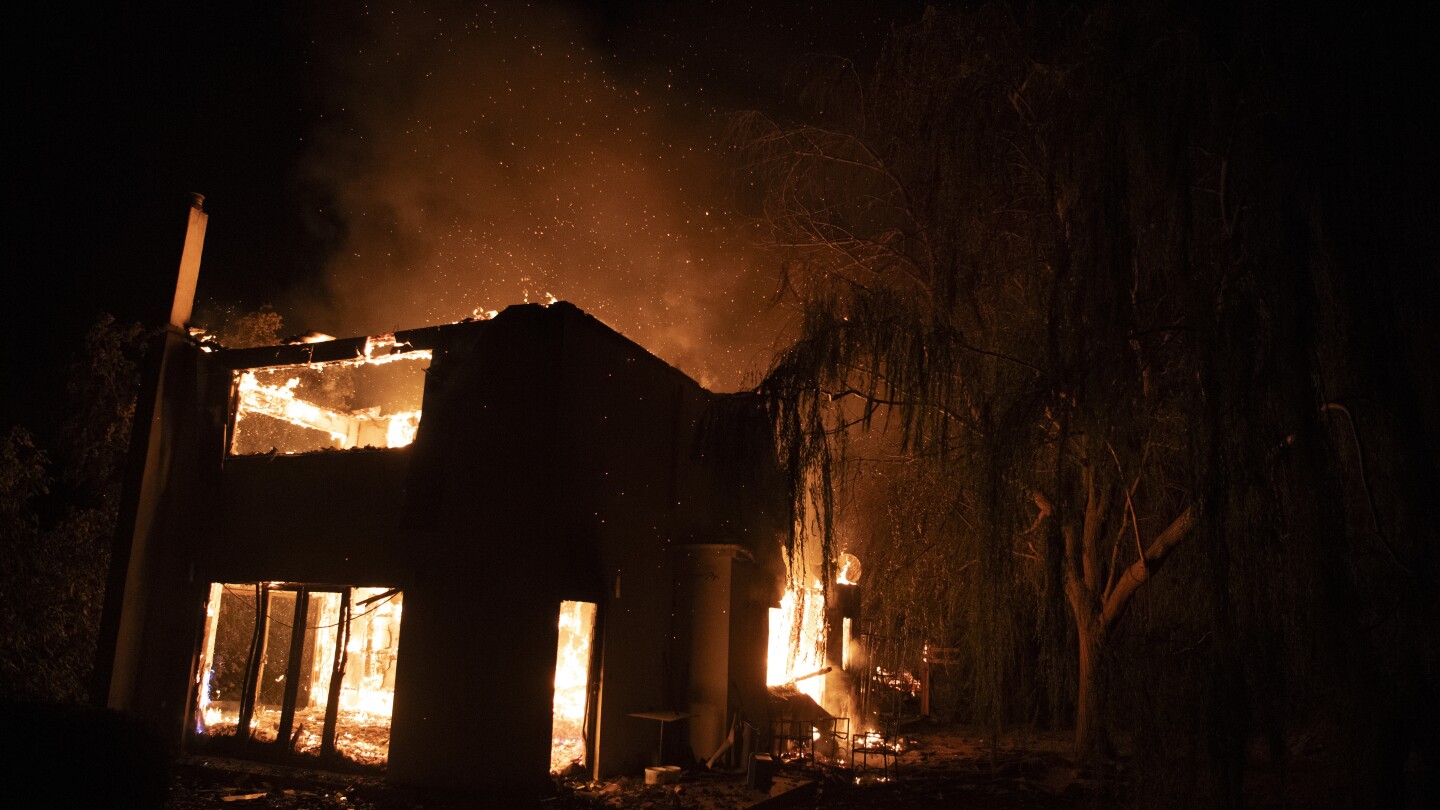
[679,545,743,760]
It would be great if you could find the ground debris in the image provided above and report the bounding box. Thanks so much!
[167,724,1107,809]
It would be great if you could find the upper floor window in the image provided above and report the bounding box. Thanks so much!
[230,336,430,456]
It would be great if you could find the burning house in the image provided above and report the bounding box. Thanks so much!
[93,210,791,795]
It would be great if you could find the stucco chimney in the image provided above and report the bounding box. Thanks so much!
[169,192,207,328]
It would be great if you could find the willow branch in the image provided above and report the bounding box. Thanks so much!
[823,387,966,425]
[1023,490,1052,535]
[1100,504,1196,630]
[1320,402,1410,576]
[1105,440,1146,572]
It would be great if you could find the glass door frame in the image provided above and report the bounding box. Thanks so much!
[196,582,354,759]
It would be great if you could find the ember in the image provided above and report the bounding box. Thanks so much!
[872,666,921,697]
[856,728,904,752]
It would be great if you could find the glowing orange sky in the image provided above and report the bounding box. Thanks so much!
[279,2,799,391]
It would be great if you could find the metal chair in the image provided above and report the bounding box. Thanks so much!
[850,717,901,780]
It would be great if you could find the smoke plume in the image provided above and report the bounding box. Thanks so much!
[283,1,787,391]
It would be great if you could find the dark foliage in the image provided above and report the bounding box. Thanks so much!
[0,314,144,703]
[3,698,172,809]
[739,1,1436,805]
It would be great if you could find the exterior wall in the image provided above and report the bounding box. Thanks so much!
[386,305,570,793]
[97,328,218,742]
[678,546,736,761]
[206,451,410,585]
[99,303,784,798]
[554,308,691,776]
[729,553,777,758]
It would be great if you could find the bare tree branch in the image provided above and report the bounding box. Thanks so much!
[1101,504,1196,630]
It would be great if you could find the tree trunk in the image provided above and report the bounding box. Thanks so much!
[1074,619,1106,761]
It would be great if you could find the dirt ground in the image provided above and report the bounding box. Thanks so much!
[160,717,1433,809]
[165,723,1103,809]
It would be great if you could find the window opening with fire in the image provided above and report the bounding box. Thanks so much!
[230,337,430,456]
[768,585,827,705]
[193,583,403,768]
[551,600,597,775]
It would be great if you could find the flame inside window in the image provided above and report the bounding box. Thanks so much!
[231,339,430,456]
[193,583,403,768]
[551,600,597,774]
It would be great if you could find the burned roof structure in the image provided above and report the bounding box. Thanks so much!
[95,298,789,797]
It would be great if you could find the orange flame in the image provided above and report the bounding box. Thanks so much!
[232,343,430,454]
[767,585,827,705]
[551,600,596,774]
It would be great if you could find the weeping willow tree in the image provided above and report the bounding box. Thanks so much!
[741,1,1214,759]
[739,3,1437,798]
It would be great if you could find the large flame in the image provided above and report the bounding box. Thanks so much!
[767,584,827,705]
[231,338,430,455]
[551,600,596,774]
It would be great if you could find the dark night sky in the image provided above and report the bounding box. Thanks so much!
[5,0,923,430]
[6,1,1434,434]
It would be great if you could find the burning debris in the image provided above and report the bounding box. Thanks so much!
[870,667,921,699]
[766,552,864,707]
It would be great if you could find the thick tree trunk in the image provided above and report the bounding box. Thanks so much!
[1073,615,1106,761]
[1049,485,1194,763]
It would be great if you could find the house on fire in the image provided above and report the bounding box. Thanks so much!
[94,280,790,794]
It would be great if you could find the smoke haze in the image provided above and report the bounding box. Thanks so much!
[280,1,789,391]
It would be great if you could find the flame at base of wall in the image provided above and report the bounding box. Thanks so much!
[767,585,827,705]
